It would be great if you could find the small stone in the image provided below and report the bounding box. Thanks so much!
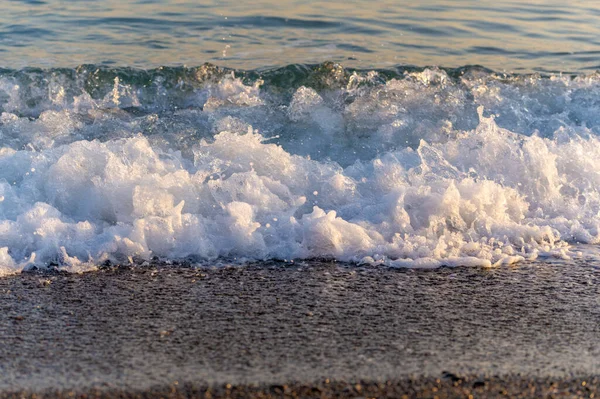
[442,371,461,383]
[473,380,486,388]
[270,384,284,394]
[38,279,52,287]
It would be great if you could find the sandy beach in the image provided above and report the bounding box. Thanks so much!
[2,375,598,398]
[1,261,599,398]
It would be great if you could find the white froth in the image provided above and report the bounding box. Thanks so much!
[1,67,599,274]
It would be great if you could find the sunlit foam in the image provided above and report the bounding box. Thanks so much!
[1,65,600,274]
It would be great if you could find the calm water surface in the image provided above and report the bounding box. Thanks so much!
[2,0,600,72]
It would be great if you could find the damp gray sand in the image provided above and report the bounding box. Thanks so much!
[1,261,600,398]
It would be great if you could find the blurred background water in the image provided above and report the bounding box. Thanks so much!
[2,0,600,73]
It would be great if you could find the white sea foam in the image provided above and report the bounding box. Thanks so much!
[1,66,599,274]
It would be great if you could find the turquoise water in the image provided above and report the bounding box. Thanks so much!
[2,0,600,73]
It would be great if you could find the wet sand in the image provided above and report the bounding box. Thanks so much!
[1,261,599,398]
[2,375,599,398]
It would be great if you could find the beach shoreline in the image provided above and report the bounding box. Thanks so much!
[2,262,599,397]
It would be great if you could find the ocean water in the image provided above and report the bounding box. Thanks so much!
[3,0,600,73]
[1,1,600,275]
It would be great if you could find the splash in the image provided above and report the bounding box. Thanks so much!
[1,63,599,275]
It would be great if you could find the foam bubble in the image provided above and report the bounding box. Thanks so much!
[1,65,599,273]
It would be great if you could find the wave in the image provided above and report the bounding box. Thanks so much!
[1,63,599,274]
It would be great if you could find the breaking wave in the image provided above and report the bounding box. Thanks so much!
[1,63,600,275]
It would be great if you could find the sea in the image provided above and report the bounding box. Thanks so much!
[2,0,600,275]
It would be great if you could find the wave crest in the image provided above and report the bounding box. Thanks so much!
[1,63,599,274]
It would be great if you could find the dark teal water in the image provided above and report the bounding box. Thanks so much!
[2,0,600,73]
